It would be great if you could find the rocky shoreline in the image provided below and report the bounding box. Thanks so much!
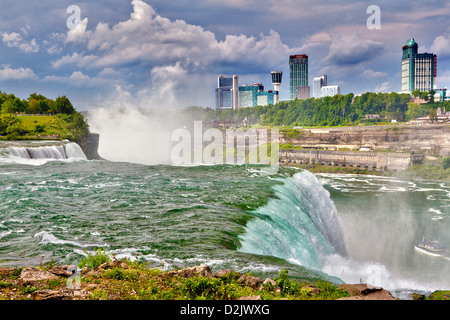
[1,261,448,301]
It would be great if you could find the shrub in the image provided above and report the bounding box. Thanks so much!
[102,268,139,281]
[181,276,221,300]
[274,269,291,293]
[315,280,350,299]
[443,157,450,170]
[0,281,12,289]
[78,249,110,269]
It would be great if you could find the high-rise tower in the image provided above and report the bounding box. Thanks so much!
[215,75,239,110]
[313,75,327,98]
[271,70,283,105]
[289,54,309,100]
[401,38,437,93]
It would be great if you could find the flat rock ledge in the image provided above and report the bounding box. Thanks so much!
[337,284,397,300]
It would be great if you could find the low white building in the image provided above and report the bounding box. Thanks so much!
[321,85,341,97]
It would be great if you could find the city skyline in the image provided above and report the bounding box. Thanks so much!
[0,0,449,110]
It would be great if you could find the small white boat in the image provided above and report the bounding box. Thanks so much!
[414,237,447,257]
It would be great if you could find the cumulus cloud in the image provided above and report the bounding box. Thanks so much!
[374,81,390,93]
[430,35,450,60]
[0,65,38,81]
[42,70,113,88]
[65,18,89,44]
[1,31,39,53]
[51,52,99,69]
[361,69,387,79]
[323,32,384,66]
[56,0,289,71]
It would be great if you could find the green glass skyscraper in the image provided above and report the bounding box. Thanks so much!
[289,54,309,100]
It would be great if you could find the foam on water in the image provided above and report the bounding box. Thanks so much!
[34,231,108,249]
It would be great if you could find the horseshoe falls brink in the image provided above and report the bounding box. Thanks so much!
[1,150,449,299]
[238,171,347,271]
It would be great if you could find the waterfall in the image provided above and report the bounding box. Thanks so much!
[64,142,88,160]
[238,170,347,271]
[26,145,67,159]
[0,142,87,161]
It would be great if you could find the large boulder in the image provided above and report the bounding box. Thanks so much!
[49,265,75,277]
[338,283,397,300]
[237,274,264,290]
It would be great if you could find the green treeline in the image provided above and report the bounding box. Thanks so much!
[0,91,89,142]
[185,91,450,127]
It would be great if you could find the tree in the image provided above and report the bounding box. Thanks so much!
[54,96,75,114]
[39,99,51,113]
[411,90,421,98]
[0,114,21,134]
[428,90,436,103]
[28,98,40,113]
[1,97,26,114]
[428,109,437,122]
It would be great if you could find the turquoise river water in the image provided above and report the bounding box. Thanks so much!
[0,142,449,299]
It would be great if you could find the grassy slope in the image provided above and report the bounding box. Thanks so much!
[18,115,60,136]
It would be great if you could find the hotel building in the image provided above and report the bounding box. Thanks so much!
[289,54,310,100]
[401,38,437,93]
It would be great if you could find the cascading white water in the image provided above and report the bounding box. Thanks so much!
[64,142,88,160]
[0,142,87,162]
[26,145,67,159]
[5,147,31,159]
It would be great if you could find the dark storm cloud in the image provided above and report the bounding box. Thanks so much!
[323,33,385,66]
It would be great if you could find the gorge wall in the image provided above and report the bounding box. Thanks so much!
[281,125,450,157]
[78,133,103,160]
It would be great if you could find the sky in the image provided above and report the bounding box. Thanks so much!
[0,0,450,111]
